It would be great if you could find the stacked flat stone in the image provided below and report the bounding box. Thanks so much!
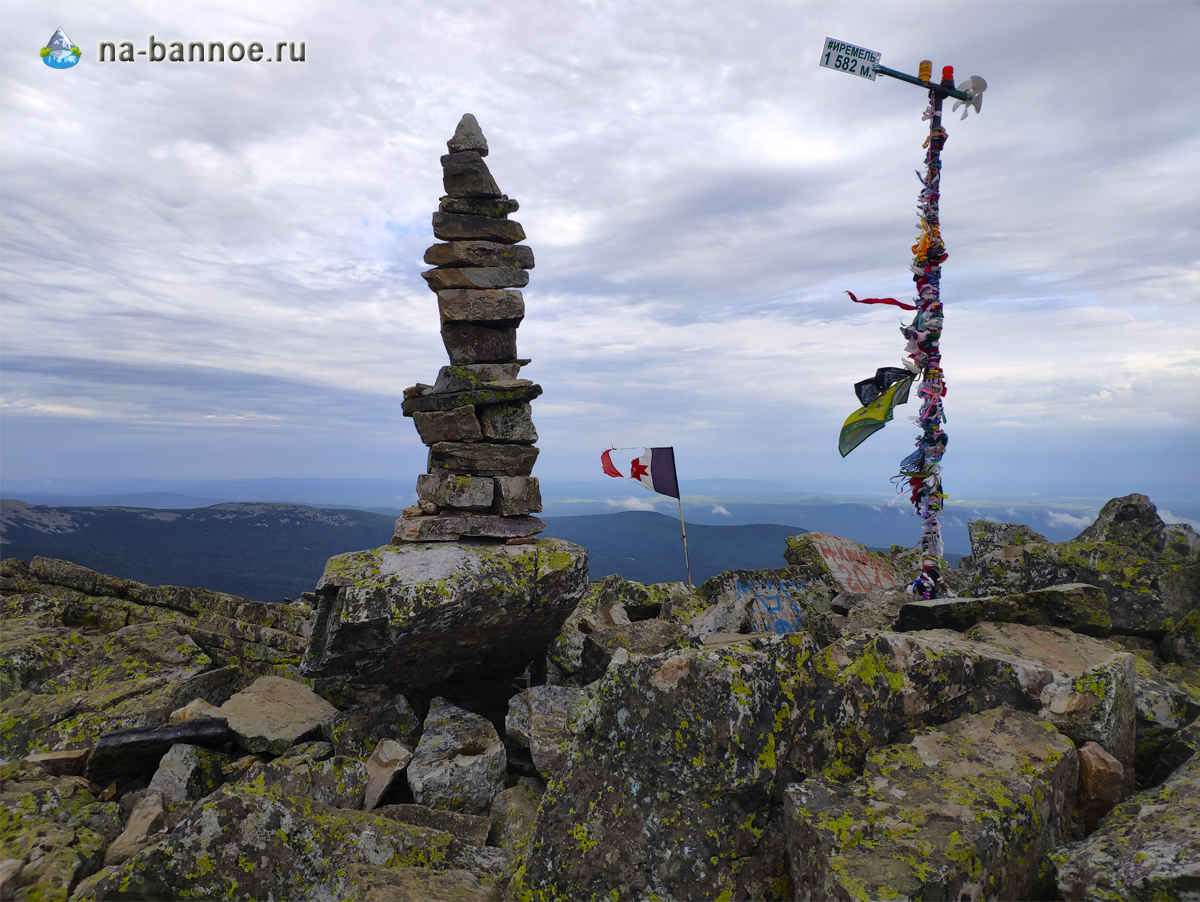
[395,114,544,543]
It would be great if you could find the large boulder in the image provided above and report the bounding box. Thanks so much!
[407,698,506,814]
[896,582,1112,635]
[784,707,1078,901]
[1052,749,1200,899]
[69,780,495,900]
[302,540,587,692]
[505,685,588,780]
[677,569,819,640]
[958,495,1200,636]
[963,622,1138,786]
[216,675,338,755]
[783,532,902,595]
[516,638,796,902]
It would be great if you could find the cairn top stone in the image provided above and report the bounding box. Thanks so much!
[448,114,488,156]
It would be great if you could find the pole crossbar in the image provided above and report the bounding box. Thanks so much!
[874,64,972,101]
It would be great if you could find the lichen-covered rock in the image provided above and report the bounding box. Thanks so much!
[896,582,1112,635]
[1141,716,1200,788]
[504,685,588,780]
[364,740,412,811]
[1052,749,1200,900]
[239,751,369,809]
[0,618,226,759]
[69,780,488,901]
[146,743,226,805]
[1122,653,1200,783]
[217,675,338,755]
[376,804,491,847]
[103,791,165,865]
[964,622,1137,786]
[783,532,901,595]
[578,620,690,684]
[784,707,1078,901]
[517,639,796,902]
[303,540,587,693]
[338,863,499,901]
[0,558,312,760]
[522,622,1135,901]
[0,760,121,900]
[9,556,311,669]
[958,495,1200,636]
[1163,607,1200,665]
[324,693,421,758]
[408,698,505,814]
[546,575,697,684]
[680,568,817,640]
[488,778,542,852]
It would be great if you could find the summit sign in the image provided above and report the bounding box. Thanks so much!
[819,37,880,81]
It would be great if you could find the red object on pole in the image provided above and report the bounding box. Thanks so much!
[941,65,954,83]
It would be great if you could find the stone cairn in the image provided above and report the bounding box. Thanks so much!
[395,114,545,544]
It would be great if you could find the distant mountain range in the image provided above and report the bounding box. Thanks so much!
[1,500,907,601]
[6,486,1189,602]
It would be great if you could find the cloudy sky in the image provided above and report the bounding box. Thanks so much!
[4,0,1198,509]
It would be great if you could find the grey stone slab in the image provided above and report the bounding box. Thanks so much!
[401,381,541,416]
[447,113,488,156]
[441,322,518,364]
[428,441,538,476]
[392,513,545,542]
[423,266,528,292]
[416,472,495,512]
[441,151,500,197]
[424,241,534,269]
[432,363,524,393]
[439,195,519,216]
[412,405,481,445]
[433,212,525,244]
[495,476,542,516]
[437,289,525,323]
[479,402,537,443]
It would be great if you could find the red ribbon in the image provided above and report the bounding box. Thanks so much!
[846,290,917,311]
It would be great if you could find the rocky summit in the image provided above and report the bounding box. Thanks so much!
[1,491,1197,899]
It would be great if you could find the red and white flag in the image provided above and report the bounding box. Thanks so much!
[601,447,679,499]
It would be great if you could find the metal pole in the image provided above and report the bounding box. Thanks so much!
[677,498,692,587]
[908,63,953,598]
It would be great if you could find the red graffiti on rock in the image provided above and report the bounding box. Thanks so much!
[809,534,898,594]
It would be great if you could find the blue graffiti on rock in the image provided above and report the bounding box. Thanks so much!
[734,577,806,634]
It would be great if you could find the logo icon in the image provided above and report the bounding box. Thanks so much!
[41,27,81,69]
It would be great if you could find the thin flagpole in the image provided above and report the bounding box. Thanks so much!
[676,498,692,586]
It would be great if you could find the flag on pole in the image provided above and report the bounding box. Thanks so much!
[629,447,680,498]
[601,449,623,478]
[600,446,679,498]
[838,377,913,457]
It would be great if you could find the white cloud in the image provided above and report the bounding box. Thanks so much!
[605,496,660,512]
[711,504,732,517]
[1160,509,1200,532]
[1046,510,1094,530]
